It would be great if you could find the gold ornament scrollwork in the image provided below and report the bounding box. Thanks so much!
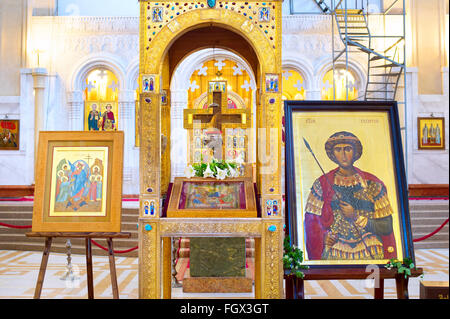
[160,220,262,237]
[263,220,284,299]
[139,221,160,299]
[140,93,160,196]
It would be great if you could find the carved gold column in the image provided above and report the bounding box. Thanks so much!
[138,0,285,299]
[161,97,171,196]
[259,219,284,298]
[138,90,161,298]
[161,53,171,196]
[256,1,284,299]
[138,220,161,299]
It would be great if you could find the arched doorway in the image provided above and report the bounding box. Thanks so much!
[138,4,283,299]
[169,47,259,286]
[169,48,258,179]
[321,67,360,101]
[83,68,119,131]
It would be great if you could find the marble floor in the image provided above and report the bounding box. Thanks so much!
[0,248,447,299]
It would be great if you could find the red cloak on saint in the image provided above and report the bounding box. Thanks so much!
[304,167,398,260]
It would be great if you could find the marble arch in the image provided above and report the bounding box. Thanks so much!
[170,48,257,91]
[65,54,127,131]
[126,58,140,91]
[70,53,127,92]
[282,56,315,93]
[316,58,367,99]
[169,48,258,179]
[141,14,277,76]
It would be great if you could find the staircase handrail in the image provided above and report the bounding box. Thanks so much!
[345,38,404,67]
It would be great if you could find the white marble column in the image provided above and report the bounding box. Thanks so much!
[118,89,138,194]
[67,90,84,131]
[20,68,36,184]
[118,90,135,132]
[170,89,188,180]
[442,67,449,95]
[32,68,48,162]
[305,87,322,100]
[405,67,418,183]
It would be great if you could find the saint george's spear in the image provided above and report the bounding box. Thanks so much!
[302,137,375,259]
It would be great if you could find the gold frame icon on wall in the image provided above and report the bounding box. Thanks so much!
[417,117,445,150]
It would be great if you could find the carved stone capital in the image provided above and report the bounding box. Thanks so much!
[32,68,48,89]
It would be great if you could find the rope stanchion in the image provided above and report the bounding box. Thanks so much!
[91,239,138,254]
[0,222,32,229]
[413,218,449,242]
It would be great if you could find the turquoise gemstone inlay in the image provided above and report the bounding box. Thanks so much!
[207,0,216,8]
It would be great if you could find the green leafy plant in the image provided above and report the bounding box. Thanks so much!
[186,158,240,180]
[385,257,416,279]
[283,236,309,278]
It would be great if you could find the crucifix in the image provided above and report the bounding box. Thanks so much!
[183,81,251,161]
[182,80,253,288]
[84,154,93,166]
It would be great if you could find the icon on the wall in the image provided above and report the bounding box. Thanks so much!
[142,75,156,93]
[418,117,445,150]
[0,119,19,150]
[161,90,168,105]
[152,7,163,22]
[265,74,279,93]
[259,7,270,22]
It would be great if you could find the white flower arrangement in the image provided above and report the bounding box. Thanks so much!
[185,158,243,180]
[184,165,195,178]
[203,163,215,178]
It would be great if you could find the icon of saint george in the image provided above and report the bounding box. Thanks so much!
[304,131,397,261]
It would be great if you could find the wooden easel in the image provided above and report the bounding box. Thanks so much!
[285,267,424,299]
[26,232,131,299]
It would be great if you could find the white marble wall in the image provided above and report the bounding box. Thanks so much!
[0,69,35,185]
[1,14,448,193]
[20,16,141,194]
[406,67,449,184]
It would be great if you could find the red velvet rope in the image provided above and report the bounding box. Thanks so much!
[91,240,138,254]
[0,222,138,253]
[413,218,449,242]
[1,219,449,250]
[0,222,32,229]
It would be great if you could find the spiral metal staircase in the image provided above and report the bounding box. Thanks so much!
[312,0,405,101]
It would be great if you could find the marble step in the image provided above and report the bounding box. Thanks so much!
[0,233,138,247]
[409,202,449,211]
[1,201,448,253]
[413,240,449,249]
[0,226,139,240]
[409,201,448,249]
[0,206,139,224]
[411,216,449,226]
[0,239,138,258]
[0,204,139,257]
[409,210,449,219]
[413,231,449,245]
